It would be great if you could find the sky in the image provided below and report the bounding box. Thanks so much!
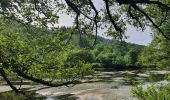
[56,13,152,46]
[124,25,152,45]
[55,0,153,46]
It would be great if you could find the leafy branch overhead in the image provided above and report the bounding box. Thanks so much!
[0,0,170,40]
[0,19,94,94]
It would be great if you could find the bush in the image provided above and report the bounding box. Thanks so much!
[131,82,170,100]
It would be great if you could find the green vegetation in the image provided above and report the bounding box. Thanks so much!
[69,33,144,70]
[0,0,170,99]
[131,14,170,100]
[0,17,169,99]
[137,16,170,69]
[0,18,94,93]
[137,34,170,69]
[0,92,27,100]
[0,91,46,100]
[0,0,169,39]
[131,75,170,100]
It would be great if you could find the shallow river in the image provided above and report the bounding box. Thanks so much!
[0,70,170,100]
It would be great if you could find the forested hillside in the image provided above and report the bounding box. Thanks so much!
[0,18,145,76]
[69,32,145,70]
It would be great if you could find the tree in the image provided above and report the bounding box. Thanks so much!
[138,34,170,68]
[137,17,170,68]
[0,0,170,94]
[66,50,95,63]
[0,0,170,42]
[0,19,93,93]
[124,48,138,66]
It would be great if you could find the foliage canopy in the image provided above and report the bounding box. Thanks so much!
[0,0,170,41]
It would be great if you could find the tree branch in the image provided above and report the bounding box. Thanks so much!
[88,0,99,47]
[103,0,122,32]
[0,68,23,94]
[0,54,81,89]
[132,4,170,39]
[116,0,170,10]
[128,5,143,28]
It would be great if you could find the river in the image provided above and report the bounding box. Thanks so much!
[0,70,170,100]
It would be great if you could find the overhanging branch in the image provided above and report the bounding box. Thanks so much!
[0,54,81,89]
[103,0,122,32]
[116,0,170,10]
[132,4,170,39]
[0,68,23,94]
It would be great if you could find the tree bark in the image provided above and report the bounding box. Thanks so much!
[0,68,21,93]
